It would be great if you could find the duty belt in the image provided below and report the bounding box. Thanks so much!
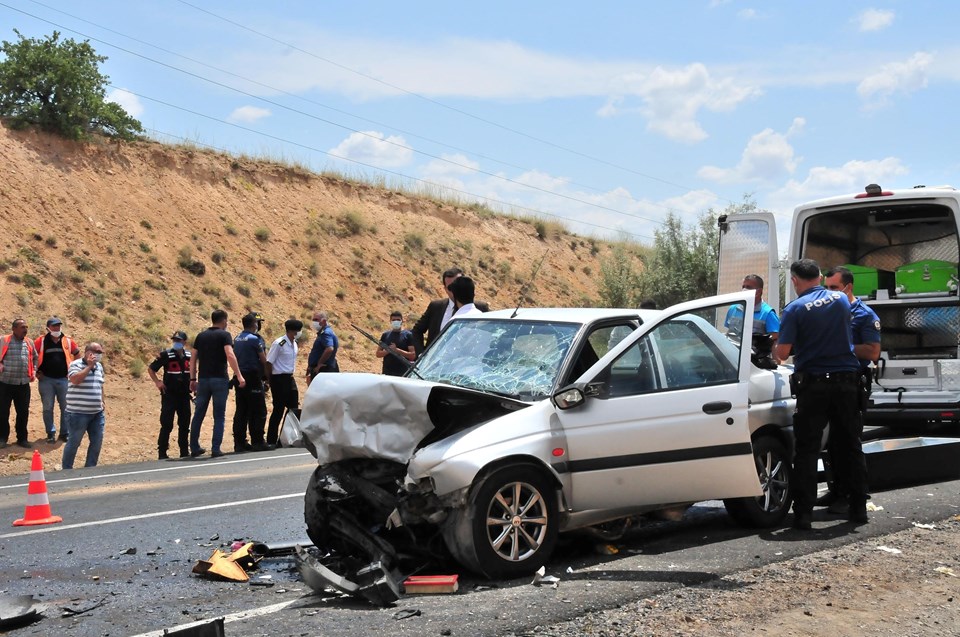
[805,371,859,383]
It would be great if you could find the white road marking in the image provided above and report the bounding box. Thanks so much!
[0,451,313,490]
[0,492,303,539]
[127,599,300,637]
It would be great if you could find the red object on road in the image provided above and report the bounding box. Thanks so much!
[13,450,62,526]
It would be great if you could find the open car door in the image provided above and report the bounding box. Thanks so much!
[555,291,762,512]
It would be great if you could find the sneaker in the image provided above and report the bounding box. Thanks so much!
[190,447,206,458]
[211,450,225,458]
[15,440,32,449]
[791,512,812,530]
[46,434,56,443]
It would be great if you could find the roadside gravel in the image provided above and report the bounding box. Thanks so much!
[507,515,960,637]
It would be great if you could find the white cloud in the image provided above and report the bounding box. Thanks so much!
[857,52,933,106]
[738,9,758,20]
[329,131,413,168]
[106,88,144,117]
[857,8,895,32]
[766,157,909,213]
[698,117,805,184]
[421,153,480,180]
[600,63,761,143]
[227,106,271,124]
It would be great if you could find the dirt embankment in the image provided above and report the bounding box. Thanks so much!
[0,125,625,476]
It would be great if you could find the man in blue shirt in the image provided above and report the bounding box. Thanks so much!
[725,274,780,337]
[819,266,882,514]
[307,311,339,383]
[774,259,867,529]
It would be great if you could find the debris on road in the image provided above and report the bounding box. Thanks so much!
[875,545,902,554]
[0,594,43,629]
[934,566,957,577]
[531,566,560,588]
[911,522,936,529]
[402,574,459,594]
[294,545,402,606]
[192,542,264,582]
[61,597,107,617]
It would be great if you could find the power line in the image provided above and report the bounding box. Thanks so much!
[3,1,671,229]
[173,0,728,203]
[127,99,655,242]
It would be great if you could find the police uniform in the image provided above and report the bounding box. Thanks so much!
[232,329,268,450]
[148,346,192,458]
[824,298,881,503]
[779,285,867,524]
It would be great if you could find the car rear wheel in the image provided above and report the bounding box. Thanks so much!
[444,465,558,579]
[724,435,792,527]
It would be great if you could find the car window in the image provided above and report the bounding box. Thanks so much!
[606,304,742,397]
[564,323,636,385]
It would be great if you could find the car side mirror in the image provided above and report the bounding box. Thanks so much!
[553,386,585,410]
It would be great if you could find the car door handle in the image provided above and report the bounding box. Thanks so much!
[702,401,732,415]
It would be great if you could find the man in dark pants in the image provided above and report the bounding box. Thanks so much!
[775,259,868,529]
[266,319,303,446]
[0,319,38,449]
[819,266,882,514]
[306,311,339,383]
[232,313,269,452]
[147,331,192,459]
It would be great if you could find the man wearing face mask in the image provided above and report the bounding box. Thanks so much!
[306,311,339,382]
[62,342,106,469]
[34,317,80,444]
[147,331,192,459]
[377,311,415,376]
[232,313,269,453]
[265,319,303,447]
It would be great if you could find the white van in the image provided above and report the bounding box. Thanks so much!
[718,184,960,429]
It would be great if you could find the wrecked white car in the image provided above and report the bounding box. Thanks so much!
[299,291,794,593]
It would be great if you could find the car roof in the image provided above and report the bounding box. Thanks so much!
[464,307,656,324]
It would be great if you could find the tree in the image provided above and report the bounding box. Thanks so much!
[598,241,644,308]
[0,30,142,140]
[638,197,759,308]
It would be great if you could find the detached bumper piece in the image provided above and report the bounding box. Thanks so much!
[302,460,448,606]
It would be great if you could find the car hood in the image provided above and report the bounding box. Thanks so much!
[300,373,530,465]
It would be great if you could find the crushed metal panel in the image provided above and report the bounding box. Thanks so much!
[294,545,360,596]
[301,374,436,464]
[0,594,43,629]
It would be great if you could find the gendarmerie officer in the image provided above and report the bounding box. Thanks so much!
[774,259,868,529]
[146,331,192,459]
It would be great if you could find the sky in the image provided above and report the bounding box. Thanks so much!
[1,1,956,248]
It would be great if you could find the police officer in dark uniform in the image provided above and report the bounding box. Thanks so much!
[232,312,269,452]
[774,259,868,529]
[147,331,192,459]
[819,266,881,513]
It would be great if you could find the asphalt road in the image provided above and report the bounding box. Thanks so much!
[1,439,958,637]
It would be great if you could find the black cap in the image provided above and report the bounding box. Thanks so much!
[171,330,187,341]
[47,317,63,326]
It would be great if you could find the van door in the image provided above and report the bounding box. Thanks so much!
[717,213,780,312]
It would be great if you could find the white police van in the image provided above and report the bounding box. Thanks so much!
[718,184,960,430]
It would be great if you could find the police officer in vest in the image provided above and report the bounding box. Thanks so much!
[774,259,868,529]
[147,331,192,459]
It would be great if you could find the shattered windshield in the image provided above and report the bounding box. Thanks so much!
[414,319,580,400]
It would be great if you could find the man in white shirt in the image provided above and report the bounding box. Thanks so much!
[449,276,482,319]
[265,319,303,447]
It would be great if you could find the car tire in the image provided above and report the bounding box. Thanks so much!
[724,435,792,527]
[444,465,559,579]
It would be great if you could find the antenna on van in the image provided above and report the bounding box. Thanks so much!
[510,250,549,318]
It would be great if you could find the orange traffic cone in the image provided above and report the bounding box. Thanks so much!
[13,450,62,526]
